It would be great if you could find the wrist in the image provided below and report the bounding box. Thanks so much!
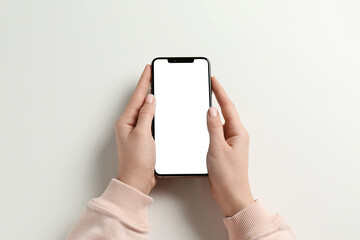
[220,192,255,217]
[117,175,152,195]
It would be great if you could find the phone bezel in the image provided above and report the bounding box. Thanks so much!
[151,57,212,177]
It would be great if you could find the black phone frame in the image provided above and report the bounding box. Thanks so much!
[151,57,212,177]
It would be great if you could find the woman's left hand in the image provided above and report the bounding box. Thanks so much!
[115,65,156,195]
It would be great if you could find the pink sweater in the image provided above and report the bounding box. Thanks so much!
[66,179,295,240]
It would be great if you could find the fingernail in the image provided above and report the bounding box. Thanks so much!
[145,94,154,103]
[209,107,217,117]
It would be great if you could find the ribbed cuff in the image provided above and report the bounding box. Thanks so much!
[223,200,283,240]
[90,178,153,229]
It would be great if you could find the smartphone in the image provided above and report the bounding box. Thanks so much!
[151,57,212,176]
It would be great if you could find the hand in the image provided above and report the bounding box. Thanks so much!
[206,76,255,217]
[115,65,156,195]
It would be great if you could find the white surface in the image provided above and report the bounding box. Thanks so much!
[1,0,360,239]
[154,58,209,175]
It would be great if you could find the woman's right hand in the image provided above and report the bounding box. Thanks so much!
[206,76,255,217]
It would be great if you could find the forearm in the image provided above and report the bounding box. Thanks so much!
[224,200,295,240]
[66,179,152,240]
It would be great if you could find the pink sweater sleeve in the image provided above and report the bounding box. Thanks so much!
[66,178,153,240]
[67,179,295,240]
[223,200,296,240]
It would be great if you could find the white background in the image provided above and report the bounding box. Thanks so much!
[154,59,209,175]
[1,0,360,239]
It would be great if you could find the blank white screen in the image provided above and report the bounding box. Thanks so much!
[153,58,210,175]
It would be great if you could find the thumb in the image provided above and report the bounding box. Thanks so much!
[207,107,225,145]
[135,94,156,132]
